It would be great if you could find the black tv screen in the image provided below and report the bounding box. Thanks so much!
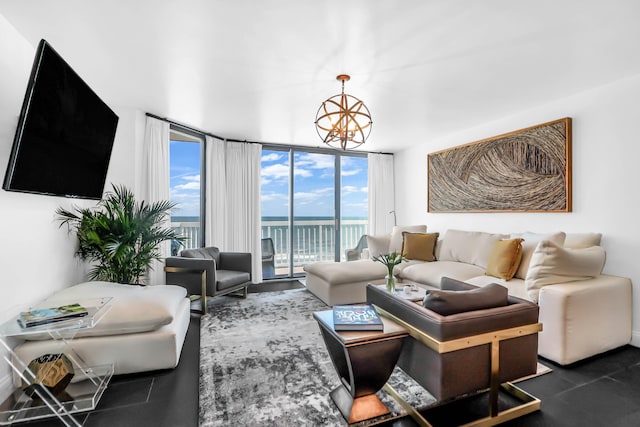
[3,39,118,200]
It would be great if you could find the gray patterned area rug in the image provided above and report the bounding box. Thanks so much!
[199,289,437,426]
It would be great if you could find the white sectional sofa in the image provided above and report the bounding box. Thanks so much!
[303,227,633,365]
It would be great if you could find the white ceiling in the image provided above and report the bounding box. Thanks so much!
[2,0,640,153]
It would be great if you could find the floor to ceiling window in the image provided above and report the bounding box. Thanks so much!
[168,127,204,255]
[260,147,368,279]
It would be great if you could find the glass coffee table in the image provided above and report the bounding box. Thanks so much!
[369,281,432,303]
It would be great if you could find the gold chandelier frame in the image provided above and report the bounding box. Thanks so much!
[315,74,372,150]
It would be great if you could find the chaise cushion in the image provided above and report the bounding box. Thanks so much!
[25,281,187,340]
[422,282,509,316]
[304,260,387,286]
[525,240,606,302]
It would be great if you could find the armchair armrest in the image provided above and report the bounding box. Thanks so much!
[219,252,252,277]
[165,257,217,294]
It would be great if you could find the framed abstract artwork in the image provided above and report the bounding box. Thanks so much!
[428,118,572,212]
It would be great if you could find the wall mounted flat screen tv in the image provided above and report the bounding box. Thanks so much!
[2,39,118,200]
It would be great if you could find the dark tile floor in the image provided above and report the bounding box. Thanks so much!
[22,313,201,427]
[20,283,640,426]
[382,345,640,427]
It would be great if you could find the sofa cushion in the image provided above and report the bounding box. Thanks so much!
[485,238,524,281]
[216,270,250,291]
[510,232,566,280]
[465,275,530,301]
[401,232,439,262]
[389,225,427,253]
[366,234,391,258]
[400,261,484,288]
[564,233,602,249]
[25,281,187,340]
[422,282,509,316]
[525,240,606,302]
[438,229,507,269]
[303,260,387,286]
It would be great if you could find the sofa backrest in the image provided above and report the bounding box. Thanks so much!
[181,247,221,266]
[438,229,507,269]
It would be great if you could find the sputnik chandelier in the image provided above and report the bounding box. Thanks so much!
[314,74,372,150]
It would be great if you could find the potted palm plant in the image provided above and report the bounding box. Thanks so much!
[56,184,183,285]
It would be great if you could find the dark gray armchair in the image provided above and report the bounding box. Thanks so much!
[165,247,252,314]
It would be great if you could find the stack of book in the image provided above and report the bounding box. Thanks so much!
[332,304,384,331]
[18,303,88,328]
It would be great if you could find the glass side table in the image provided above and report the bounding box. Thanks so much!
[0,297,114,426]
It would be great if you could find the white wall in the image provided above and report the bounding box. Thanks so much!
[395,73,640,346]
[0,15,142,400]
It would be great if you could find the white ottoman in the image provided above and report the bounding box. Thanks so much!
[303,260,387,305]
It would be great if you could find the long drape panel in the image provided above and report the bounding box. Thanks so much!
[205,140,262,283]
[205,136,227,248]
[142,117,171,285]
[368,153,395,236]
[223,141,262,283]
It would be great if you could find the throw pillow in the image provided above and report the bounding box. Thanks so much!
[525,240,606,302]
[422,283,509,316]
[485,238,524,281]
[388,225,427,253]
[366,234,391,258]
[510,232,566,280]
[401,232,439,262]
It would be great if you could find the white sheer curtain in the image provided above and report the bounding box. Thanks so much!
[142,116,171,285]
[368,153,395,236]
[205,136,227,247]
[205,139,262,283]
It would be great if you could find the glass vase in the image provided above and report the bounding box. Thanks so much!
[386,274,396,292]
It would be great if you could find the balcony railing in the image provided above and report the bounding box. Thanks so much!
[171,218,368,271]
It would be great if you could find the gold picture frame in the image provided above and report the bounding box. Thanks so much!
[428,118,572,212]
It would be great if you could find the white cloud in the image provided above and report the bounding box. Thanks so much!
[296,153,335,169]
[342,185,368,194]
[261,193,288,202]
[175,182,200,191]
[341,168,361,177]
[262,152,283,162]
[182,174,200,182]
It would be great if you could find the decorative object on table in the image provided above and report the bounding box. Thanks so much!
[315,74,372,150]
[372,251,406,292]
[21,354,74,398]
[56,184,184,284]
[428,117,572,212]
[332,304,383,331]
[18,303,88,328]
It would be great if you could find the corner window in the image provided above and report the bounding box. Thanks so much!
[169,128,204,254]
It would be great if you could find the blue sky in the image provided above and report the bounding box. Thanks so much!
[169,142,368,218]
[261,150,368,218]
[169,140,201,218]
